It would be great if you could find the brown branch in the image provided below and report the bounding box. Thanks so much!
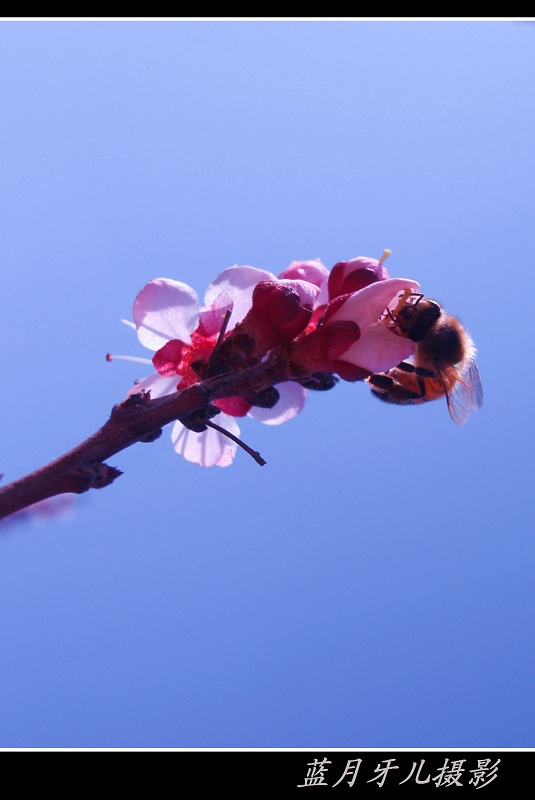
[0,359,279,521]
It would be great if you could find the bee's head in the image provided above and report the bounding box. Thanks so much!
[397,299,441,342]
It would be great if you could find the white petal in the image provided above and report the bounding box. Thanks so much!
[330,278,420,327]
[133,279,200,351]
[204,266,277,326]
[198,291,234,337]
[171,412,240,467]
[126,373,179,399]
[248,381,307,425]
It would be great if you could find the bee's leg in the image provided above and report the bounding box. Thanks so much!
[367,373,394,390]
[396,362,437,378]
[368,372,423,402]
[370,384,423,403]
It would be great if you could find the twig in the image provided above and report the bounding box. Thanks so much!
[0,358,279,521]
[203,420,266,466]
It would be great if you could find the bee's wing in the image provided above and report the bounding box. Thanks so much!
[445,358,483,425]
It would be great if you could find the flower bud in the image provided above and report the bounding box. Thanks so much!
[235,280,315,356]
[328,256,390,300]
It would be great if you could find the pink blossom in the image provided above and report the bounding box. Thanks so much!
[125,266,309,467]
[114,254,420,467]
[0,494,75,530]
[288,278,420,381]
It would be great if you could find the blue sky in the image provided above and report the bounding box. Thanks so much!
[0,20,534,748]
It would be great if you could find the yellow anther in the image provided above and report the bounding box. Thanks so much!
[378,249,391,266]
[381,287,413,325]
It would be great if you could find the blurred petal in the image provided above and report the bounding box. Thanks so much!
[204,266,276,326]
[171,413,240,467]
[248,381,307,425]
[278,278,320,308]
[278,259,329,285]
[126,372,179,399]
[278,259,329,307]
[133,279,200,350]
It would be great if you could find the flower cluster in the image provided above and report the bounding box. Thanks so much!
[114,254,419,466]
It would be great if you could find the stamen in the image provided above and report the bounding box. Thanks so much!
[106,353,153,365]
[378,248,391,266]
[381,287,413,325]
[121,319,137,330]
[390,288,413,316]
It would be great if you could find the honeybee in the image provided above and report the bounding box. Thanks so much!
[368,293,483,424]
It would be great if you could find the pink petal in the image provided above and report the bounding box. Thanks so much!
[328,278,420,328]
[278,259,329,286]
[171,413,240,467]
[340,325,417,373]
[133,279,200,351]
[248,381,307,425]
[204,266,277,327]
